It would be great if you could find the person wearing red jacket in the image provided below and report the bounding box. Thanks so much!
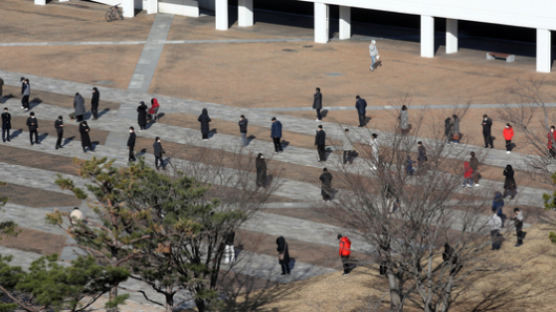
[503,123,514,154]
[338,234,353,275]
[463,161,473,188]
[548,125,556,158]
[148,98,160,122]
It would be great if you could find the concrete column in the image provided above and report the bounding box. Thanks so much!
[34,0,46,5]
[238,0,254,27]
[339,6,351,40]
[314,2,329,44]
[420,15,434,58]
[446,18,458,54]
[215,0,229,30]
[122,0,135,18]
[146,0,158,14]
[537,28,552,73]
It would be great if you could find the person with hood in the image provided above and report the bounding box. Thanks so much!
[255,153,267,188]
[137,101,148,130]
[319,168,333,201]
[338,234,353,274]
[342,128,354,164]
[503,164,517,199]
[369,40,380,71]
[355,95,367,127]
[1,107,11,143]
[276,236,290,275]
[54,115,64,149]
[198,108,211,140]
[503,123,514,154]
[315,124,326,162]
[444,117,454,143]
[91,87,100,120]
[26,112,39,145]
[271,117,283,152]
[469,151,480,186]
[148,98,160,122]
[127,126,136,162]
[463,161,473,188]
[79,121,93,152]
[482,114,494,148]
[21,78,30,111]
[492,191,506,227]
[399,105,409,134]
[313,87,323,121]
[547,125,556,158]
[73,93,86,122]
[153,136,165,170]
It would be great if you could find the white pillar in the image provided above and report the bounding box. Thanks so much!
[446,19,458,54]
[122,0,135,18]
[215,0,229,30]
[537,28,552,73]
[34,0,46,5]
[238,0,254,27]
[420,15,434,58]
[314,2,329,44]
[339,6,351,40]
[146,0,158,14]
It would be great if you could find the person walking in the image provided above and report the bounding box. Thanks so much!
[399,105,409,134]
[444,117,454,143]
[503,164,517,199]
[469,151,480,186]
[127,127,136,162]
[153,137,165,170]
[355,95,367,127]
[503,123,514,154]
[255,153,267,188]
[276,236,290,275]
[370,133,379,169]
[21,78,30,111]
[313,87,323,121]
[482,114,494,148]
[79,121,93,152]
[91,87,100,120]
[463,161,473,188]
[137,101,148,130]
[417,141,427,171]
[148,98,160,122]
[547,125,556,158]
[198,108,211,140]
[223,231,236,264]
[271,117,283,152]
[1,107,11,143]
[342,128,354,164]
[338,234,353,274]
[54,115,64,149]
[238,115,248,146]
[73,93,86,122]
[511,208,526,247]
[26,112,39,145]
[488,212,503,250]
[319,168,333,201]
[492,191,506,228]
[369,40,380,71]
[452,114,461,143]
[315,125,326,161]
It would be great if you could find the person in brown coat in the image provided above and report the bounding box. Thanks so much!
[469,152,480,186]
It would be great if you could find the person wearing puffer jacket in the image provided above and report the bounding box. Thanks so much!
[503,123,514,154]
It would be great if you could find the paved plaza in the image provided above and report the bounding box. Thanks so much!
[0,0,555,309]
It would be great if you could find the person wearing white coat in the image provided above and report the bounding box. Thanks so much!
[369,40,380,71]
[370,133,379,169]
[342,128,354,164]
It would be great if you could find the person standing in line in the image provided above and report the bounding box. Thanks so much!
[406,155,415,176]
[54,115,64,149]
[223,231,235,264]
[482,114,494,148]
[255,153,267,188]
[91,87,100,120]
[73,92,86,122]
[355,95,367,127]
[511,208,526,247]
[20,77,25,95]
[1,107,11,143]
[399,105,409,134]
[271,117,283,152]
[276,236,291,275]
[0,77,4,98]
[26,112,39,145]
[503,123,514,154]
[315,125,326,162]
[319,168,333,201]
[547,125,556,158]
[469,151,480,186]
[148,98,160,122]
[463,161,473,188]
[370,133,379,169]
[488,212,503,250]
[313,87,323,121]
[198,108,211,140]
[369,40,380,71]
[79,121,93,152]
[342,128,354,164]
[417,141,427,171]
[503,164,517,199]
[21,78,30,111]
[444,117,454,143]
[127,127,136,162]
[338,234,352,274]
[492,191,506,228]
[452,114,461,143]
[137,101,148,130]
[238,115,248,146]
[153,136,165,170]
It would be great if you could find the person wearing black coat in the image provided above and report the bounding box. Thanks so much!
[1,107,11,143]
[256,153,267,188]
[313,87,322,121]
[79,121,93,152]
[0,77,4,97]
[127,127,136,162]
[319,168,333,201]
[91,87,100,120]
[355,95,367,127]
[198,108,211,140]
[503,165,517,199]
[137,101,148,130]
[238,115,248,146]
[153,136,165,170]
[26,112,39,145]
[54,115,64,149]
[482,114,493,148]
[276,236,291,275]
[315,125,326,162]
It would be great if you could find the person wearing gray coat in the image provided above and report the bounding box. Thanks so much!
[342,128,354,164]
[399,105,409,134]
[73,93,86,122]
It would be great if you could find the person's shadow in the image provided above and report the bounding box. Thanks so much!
[136,148,147,158]
[9,129,22,140]
[280,140,290,150]
[321,109,329,118]
[37,133,48,143]
[90,141,99,151]
[246,135,256,146]
[62,136,75,146]
[28,98,42,110]
[364,116,372,126]
[208,129,217,138]
[96,108,110,119]
[0,94,13,104]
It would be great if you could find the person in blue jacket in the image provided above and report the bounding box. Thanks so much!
[271,117,283,152]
